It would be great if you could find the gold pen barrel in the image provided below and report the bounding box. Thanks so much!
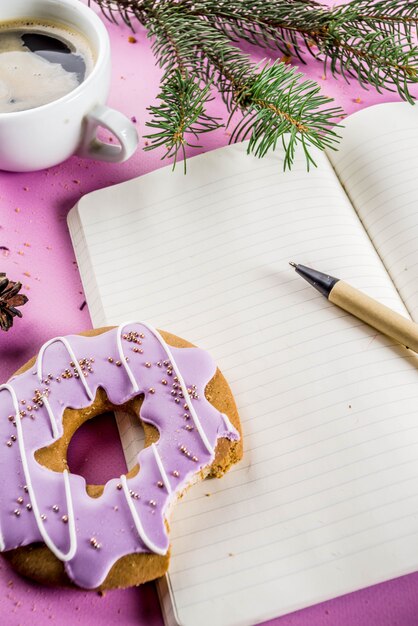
[330,281,418,353]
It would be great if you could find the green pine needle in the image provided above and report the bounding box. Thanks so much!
[91,0,418,170]
[230,61,343,169]
[144,71,221,173]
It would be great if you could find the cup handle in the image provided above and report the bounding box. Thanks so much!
[77,104,138,163]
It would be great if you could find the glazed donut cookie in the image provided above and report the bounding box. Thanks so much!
[0,322,242,590]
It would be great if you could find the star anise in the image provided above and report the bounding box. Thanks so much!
[0,273,28,331]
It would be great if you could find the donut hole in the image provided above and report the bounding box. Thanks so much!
[67,410,128,485]
[34,387,160,498]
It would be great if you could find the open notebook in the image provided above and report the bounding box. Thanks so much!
[68,102,418,626]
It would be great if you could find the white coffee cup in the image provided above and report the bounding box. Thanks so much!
[0,0,138,172]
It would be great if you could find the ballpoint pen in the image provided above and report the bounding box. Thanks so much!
[290,262,418,353]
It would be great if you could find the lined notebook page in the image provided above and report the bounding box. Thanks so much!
[327,102,418,320]
[68,142,418,626]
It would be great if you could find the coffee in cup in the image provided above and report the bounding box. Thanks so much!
[0,19,96,114]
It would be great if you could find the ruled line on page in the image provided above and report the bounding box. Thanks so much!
[179,522,418,608]
[168,410,418,525]
[173,489,418,588]
[91,200,349,279]
[100,242,389,321]
[94,232,402,318]
[83,159,273,229]
[327,103,418,323]
[89,197,349,290]
[341,147,409,184]
[86,172,320,252]
[329,122,413,173]
[238,366,418,435]
[172,481,418,575]
[370,208,418,246]
[171,444,418,537]
[98,231,362,306]
[216,318,395,372]
[181,393,418,508]
[86,183,344,262]
[176,530,418,626]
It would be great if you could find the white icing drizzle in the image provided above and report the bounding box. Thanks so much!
[41,397,59,439]
[117,324,139,393]
[221,412,238,438]
[0,383,78,562]
[151,443,172,494]
[37,337,94,437]
[124,321,215,455]
[62,469,77,555]
[120,474,167,555]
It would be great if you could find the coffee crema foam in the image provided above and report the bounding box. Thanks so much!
[0,20,95,114]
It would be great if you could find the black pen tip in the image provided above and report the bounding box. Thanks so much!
[290,263,340,298]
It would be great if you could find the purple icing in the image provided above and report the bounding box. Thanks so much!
[0,323,239,588]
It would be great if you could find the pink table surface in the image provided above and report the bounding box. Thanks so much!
[1,2,418,625]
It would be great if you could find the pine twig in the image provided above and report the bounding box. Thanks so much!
[143,5,343,168]
[229,61,342,169]
[144,71,221,172]
[92,0,418,169]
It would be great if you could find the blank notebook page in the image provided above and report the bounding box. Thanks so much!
[328,102,418,321]
[69,142,418,626]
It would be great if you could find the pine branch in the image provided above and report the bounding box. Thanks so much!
[185,0,418,101]
[134,2,342,168]
[229,62,342,169]
[92,0,418,169]
[148,11,342,167]
[144,71,221,172]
